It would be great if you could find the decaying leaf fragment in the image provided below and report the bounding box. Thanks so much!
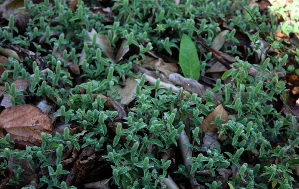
[0,104,53,146]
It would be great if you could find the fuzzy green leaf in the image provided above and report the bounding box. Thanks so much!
[179,34,200,80]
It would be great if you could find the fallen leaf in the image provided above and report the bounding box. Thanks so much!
[199,104,228,133]
[87,28,115,62]
[211,30,228,51]
[114,39,130,63]
[0,48,23,62]
[113,77,138,105]
[0,104,53,146]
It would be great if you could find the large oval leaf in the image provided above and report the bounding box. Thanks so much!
[179,34,200,80]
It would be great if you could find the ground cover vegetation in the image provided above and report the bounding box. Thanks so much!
[0,0,299,188]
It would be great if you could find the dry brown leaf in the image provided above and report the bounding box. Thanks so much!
[199,104,228,133]
[115,39,130,63]
[0,48,23,62]
[67,63,80,75]
[140,56,179,77]
[113,77,138,105]
[0,0,10,16]
[51,123,78,137]
[211,30,228,51]
[0,104,53,145]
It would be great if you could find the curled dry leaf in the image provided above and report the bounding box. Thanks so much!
[199,104,228,133]
[115,39,130,63]
[217,168,232,188]
[0,48,23,62]
[0,104,53,146]
[89,94,127,119]
[140,56,179,77]
[290,33,299,46]
[210,30,228,51]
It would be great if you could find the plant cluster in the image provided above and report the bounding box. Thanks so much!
[0,0,299,188]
